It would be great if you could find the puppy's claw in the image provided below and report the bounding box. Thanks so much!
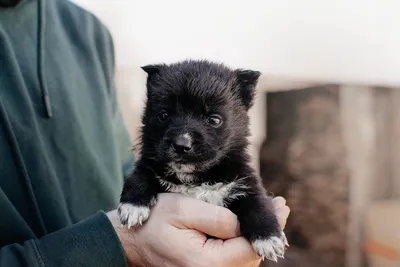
[252,232,288,262]
[282,232,290,247]
[118,203,150,229]
[270,236,285,256]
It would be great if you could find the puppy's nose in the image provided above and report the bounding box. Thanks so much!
[173,134,192,154]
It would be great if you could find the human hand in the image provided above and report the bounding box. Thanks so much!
[108,193,290,267]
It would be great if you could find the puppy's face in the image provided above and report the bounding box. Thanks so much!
[140,60,260,173]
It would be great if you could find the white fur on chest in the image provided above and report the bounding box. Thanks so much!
[167,163,195,183]
[159,179,248,207]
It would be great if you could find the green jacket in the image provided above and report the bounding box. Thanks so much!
[0,0,134,266]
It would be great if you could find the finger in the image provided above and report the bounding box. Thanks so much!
[272,196,286,210]
[276,206,290,229]
[205,237,261,265]
[164,194,240,239]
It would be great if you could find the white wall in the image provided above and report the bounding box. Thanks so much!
[72,0,400,87]
[70,0,400,171]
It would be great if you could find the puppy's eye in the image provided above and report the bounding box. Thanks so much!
[207,114,222,127]
[157,112,169,122]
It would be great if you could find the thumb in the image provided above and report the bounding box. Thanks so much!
[162,194,240,239]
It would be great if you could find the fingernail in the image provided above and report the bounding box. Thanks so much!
[273,196,286,206]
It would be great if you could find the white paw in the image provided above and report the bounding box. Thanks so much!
[118,203,150,229]
[252,232,289,262]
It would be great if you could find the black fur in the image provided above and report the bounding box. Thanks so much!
[119,59,287,261]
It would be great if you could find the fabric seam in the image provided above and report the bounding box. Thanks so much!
[30,240,47,267]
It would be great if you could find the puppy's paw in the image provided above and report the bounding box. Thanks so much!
[252,231,288,262]
[118,203,150,229]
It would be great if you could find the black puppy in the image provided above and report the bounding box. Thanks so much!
[118,60,288,262]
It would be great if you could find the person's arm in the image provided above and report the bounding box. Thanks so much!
[0,212,128,267]
[0,194,290,267]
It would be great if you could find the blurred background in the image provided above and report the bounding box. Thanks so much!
[71,1,400,266]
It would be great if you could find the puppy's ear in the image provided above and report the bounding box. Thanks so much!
[141,64,164,78]
[234,69,261,110]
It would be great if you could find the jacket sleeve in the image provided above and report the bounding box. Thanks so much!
[0,211,128,267]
